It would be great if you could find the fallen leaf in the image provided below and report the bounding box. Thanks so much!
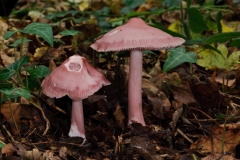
[0,52,15,67]
[148,91,171,119]
[196,44,240,70]
[214,71,236,87]
[1,103,21,135]
[130,136,156,160]
[142,78,159,97]
[173,80,196,104]
[113,105,125,130]
[190,127,240,156]
[33,46,48,61]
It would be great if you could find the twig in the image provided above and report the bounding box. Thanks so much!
[222,106,229,153]
[28,99,50,135]
[176,128,193,144]
[189,107,220,126]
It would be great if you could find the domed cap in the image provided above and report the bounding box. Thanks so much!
[91,17,185,52]
[41,55,111,100]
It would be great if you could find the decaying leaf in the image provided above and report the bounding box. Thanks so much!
[130,136,156,160]
[113,105,125,130]
[142,78,159,97]
[148,91,171,119]
[169,107,183,130]
[1,103,21,135]
[196,44,240,70]
[190,127,240,156]
[33,46,48,61]
[0,52,15,67]
[214,71,236,87]
[173,80,196,104]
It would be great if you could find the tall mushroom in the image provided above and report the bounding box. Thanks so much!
[41,55,110,138]
[91,17,185,126]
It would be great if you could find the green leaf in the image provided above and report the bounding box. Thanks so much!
[72,17,88,23]
[22,22,53,47]
[196,44,240,70]
[0,69,16,82]
[0,88,31,99]
[216,11,222,33]
[229,38,240,47]
[27,65,51,79]
[0,140,6,148]
[187,8,209,33]
[7,56,30,71]
[186,0,192,8]
[0,83,13,88]
[9,38,32,48]
[3,30,19,40]
[163,47,196,72]
[120,0,145,14]
[151,22,186,39]
[45,10,80,20]
[59,30,81,36]
[163,0,181,7]
[22,78,41,90]
[122,0,145,9]
[204,32,240,44]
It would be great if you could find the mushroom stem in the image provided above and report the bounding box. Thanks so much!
[128,50,145,126]
[68,100,86,138]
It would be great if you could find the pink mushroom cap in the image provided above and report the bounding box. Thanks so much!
[91,17,185,52]
[41,55,111,100]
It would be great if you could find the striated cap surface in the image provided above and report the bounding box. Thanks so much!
[41,55,110,100]
[91,18,185,52]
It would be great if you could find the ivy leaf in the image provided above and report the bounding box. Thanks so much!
[0,69,16,82]
[187,8,208,33]
[7,55,30,71]
[22,22,53,46]
[0,88,31,99]
[59,30,81,36]
[163,47,196,72]
[120,0,145,14]
[9,38,32,48]
[27,65,51,79]
[3,30,19,40]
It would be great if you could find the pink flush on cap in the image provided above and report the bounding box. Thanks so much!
[91,17,185,126]
[42,55,110,139]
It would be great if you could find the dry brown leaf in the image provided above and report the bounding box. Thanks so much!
[202,153,235,160]
[220,121,240,130]
[113,105,125,130]
[59,146,68,160]
[142,78,159,97]
[130,136,156,160]
[1,143,15,156]
[169,107,183,130]
[148,91,171,119]
[215,71,236,88]
[173,80,196,104]
[1,103,21,135]
[190,127,240,156]
[0,52,15,67]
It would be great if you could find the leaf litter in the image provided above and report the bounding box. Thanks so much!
[1,0,240,160]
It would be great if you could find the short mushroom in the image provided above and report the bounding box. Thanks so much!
[91,17,185,126]
[41,55,110,138]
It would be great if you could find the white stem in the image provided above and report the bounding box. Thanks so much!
[128,50,145,126]
[68,100,86,138]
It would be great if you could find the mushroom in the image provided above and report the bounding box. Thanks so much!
[41,55,110,138]
[91,17,185,126]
